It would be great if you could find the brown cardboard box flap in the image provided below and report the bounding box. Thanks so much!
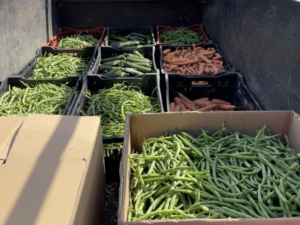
[0,117,27,160]
[0,161,86,225]
[6,115,101,163]
[119,111,300,225]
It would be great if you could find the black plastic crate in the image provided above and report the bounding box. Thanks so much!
[165,72,263,112]
[103,138,123,182]
[69,74,164,140]
[104,27,155,47]
[10,46,100,80]
[0,76,81,115]
[160,43,235,77]
[88,46,158,77]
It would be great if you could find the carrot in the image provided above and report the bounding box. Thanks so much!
[198,50,213,56]
[212,65,219,74]
[181,99,197,111]
[167,65,178,72]
[209,67,214,74]
[170,102,175,112]
[180,103,187,110]
[197,47,204,51]
[193,97,209,102]
[192,43,197,50]
[174,104,181,112]
[198,54,212,64]
[198,63,206,74]
[174,97,182,105]
[187,47,192,52]
[163,49,171,56]
[194,100,214,108]
[181,109,186,112]
[219,104,236,110]
[204,66,210,74]
[178,93,196,107]
[170,59,200,66]
[212,99,231,105]
[197,104,219,112]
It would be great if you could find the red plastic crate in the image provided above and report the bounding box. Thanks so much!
[156,24,212,47]
[43,27,106,49]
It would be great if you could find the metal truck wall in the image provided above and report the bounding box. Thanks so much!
[0,0,60,81]
[203,0,300,112]
[56,0,204,28]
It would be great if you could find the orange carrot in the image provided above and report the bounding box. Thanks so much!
[170,102,175,112]
[178,93,196,107]
[181,99,197,111]
[212,99,231,105]
[192,43,197,50]
[197,104,219,111]
[194,101,214,108]
[204,66,210,74]
[198,50,213,56]
[219,104,236,110]
[163,49,171,56]
[170,59,200,66]
[167,65,178,72]
[174,104,181,112]
[180,103,187,110]
[198,54,212,64]
[174,97,182,105]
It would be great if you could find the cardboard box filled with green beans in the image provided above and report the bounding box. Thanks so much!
[119,111,300,224]
[11,47,99,80]
[89,46,158,78]
[68,75,163,140]
[0,77,79,116]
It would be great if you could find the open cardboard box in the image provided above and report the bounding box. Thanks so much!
[0,115,106,225]
[119,111,300,225]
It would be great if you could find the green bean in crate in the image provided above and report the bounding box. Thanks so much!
[0,77,78,116]
[81,83,160,137]
[57,32,99,48]
[128,123,300,221]
[12,47,98,80]
[31,53,89,79]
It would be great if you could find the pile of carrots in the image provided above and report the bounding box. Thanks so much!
[162,43,225,75]
[170,93,236,112]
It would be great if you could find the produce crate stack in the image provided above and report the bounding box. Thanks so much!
[0,23,269,225]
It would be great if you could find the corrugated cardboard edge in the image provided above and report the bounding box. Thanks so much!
[70,116,106,225]
[118,112,300,225]
[118,115,131,225]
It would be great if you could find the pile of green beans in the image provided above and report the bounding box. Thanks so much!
[98,51,152,77]
[103,143,123,157]
[57,32,98,48]
[160,27,205,45]
[81,83,160,137]
[128,123,300,221]
[31,53,89,79]
[0,82,73,116]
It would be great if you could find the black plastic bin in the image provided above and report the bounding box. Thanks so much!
[9,46,100,80]
[160,43,235,77]
[104,27,155,47]
[103,138,123,182]
[88,46,158,77]
[0,76,81,115]
[68,74,164,140]
[165,72,263,112]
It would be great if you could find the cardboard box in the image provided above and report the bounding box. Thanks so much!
[119,111,300,225]
[0,116,26,161]
[0,115,106,225]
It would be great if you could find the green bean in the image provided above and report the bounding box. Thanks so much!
[160,27,205,45]
[31,53,88,79]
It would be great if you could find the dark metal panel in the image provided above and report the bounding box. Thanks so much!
[57,1,203,29]
[203,0,300,112]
